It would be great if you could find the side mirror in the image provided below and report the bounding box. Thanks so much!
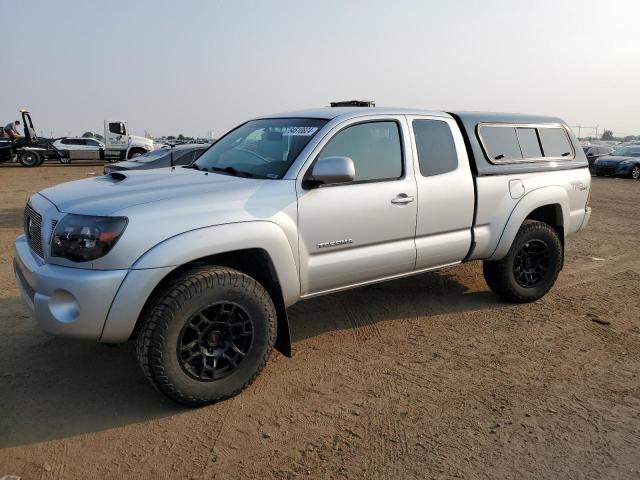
[306,156,355,187]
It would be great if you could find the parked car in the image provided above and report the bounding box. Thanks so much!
[103,144,207,174]
[582,145,613,171]
[592,145,640,179]
[14,106,591,406]
[52,137,105,163]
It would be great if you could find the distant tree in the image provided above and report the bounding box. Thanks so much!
[177,134,185,141]
[94,133,104,141]
[82,131,94,138]
[167,135,175,140]
[601,130,614,141]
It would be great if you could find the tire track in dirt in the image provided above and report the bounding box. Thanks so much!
[336,293,412,479]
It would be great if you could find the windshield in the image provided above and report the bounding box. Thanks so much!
[611,146,640,157]
[194,118,327,178]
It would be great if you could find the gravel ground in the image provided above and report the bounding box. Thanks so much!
[0,163,639,479]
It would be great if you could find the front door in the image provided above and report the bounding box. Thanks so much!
[105,120,128,151]
[296,118,418,296]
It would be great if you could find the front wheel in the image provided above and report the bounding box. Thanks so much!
[483,220,563,303]
[19,151,40,167]
[630,165,640,180]
[136,267,277,406]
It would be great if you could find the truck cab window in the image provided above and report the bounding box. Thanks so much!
[412,119,458,176]
[318,121,402,182]
[109,122,126,135]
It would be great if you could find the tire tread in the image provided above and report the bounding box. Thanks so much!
[483,220,563,303]
[136,266,277,406]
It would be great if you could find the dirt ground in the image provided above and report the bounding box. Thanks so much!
[0,162,638,480]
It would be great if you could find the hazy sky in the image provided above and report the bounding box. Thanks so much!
[2,0,639,138]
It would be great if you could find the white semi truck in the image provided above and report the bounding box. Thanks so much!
[102,120,154,161]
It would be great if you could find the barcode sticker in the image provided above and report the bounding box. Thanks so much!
[282,127,318,136]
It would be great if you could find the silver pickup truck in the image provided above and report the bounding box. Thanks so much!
[14,106,592,405]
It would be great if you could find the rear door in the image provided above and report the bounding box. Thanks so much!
[407,115,475,269]
[67,139,89,159]
[296,116,418,295]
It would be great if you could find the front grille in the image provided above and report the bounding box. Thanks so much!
[23,203,44,258]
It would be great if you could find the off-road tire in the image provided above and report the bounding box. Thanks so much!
[19,151,40,167]
[483,220,563,303]
[136,266,277,406]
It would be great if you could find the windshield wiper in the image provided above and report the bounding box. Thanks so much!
[209,166,255,178]
[183,164,201,170]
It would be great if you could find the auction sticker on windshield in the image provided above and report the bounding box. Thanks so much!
[283,126,318,136]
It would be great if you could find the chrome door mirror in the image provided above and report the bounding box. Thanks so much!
[307,156,355,187]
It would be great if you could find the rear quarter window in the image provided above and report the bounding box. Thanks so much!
[538,127,573,158]
[478,126,522,162]
[412,119,458,176]
[479,124,574,163]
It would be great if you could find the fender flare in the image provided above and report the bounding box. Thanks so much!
[488,186,569,260]
[101,222,299,354]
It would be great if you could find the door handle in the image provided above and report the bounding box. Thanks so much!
[391,194,414,204]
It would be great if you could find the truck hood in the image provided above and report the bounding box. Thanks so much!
[39,168,258,215]
[129,134,153,146]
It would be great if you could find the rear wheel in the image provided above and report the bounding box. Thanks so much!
[19,151,40,167]
[483,220,563,303]
[631,165,640,180]
[136,266,277,406]
[59,155,71,164]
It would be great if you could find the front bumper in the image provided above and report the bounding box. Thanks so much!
[13,234,128,340]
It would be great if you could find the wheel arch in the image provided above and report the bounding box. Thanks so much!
[135,248,292,356]
[101,222,299,356]
[488,186,569,261]
[126,146,147,159]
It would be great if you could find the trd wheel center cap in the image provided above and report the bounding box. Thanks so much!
[207,331,223,347]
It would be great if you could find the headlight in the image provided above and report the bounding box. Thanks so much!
[51,214,128,262]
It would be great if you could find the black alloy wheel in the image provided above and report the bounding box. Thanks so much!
[136,266,277,406]
[513,240,550,288]
[483,220,563,303]
[177,301,254,381]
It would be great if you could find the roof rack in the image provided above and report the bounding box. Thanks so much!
[330,100,375,108]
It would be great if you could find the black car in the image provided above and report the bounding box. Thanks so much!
[592,146,640,179]
[103,144,208,174]
[582,145,613,171]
